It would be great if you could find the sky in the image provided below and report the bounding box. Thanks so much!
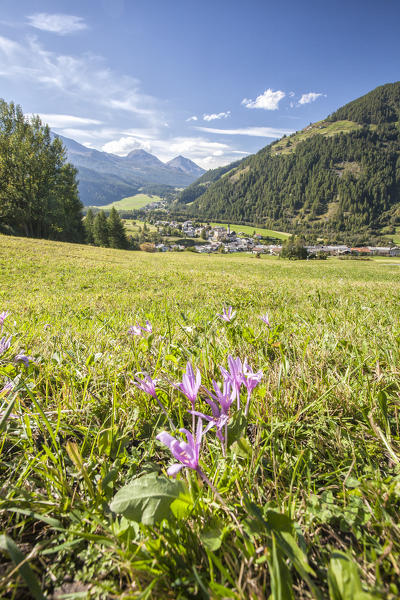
[0,0,399,169]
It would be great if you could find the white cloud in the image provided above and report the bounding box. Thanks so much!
[203,110,231,121]
[242,89,285,110]
[27,113,102,128]
[298,92,325,105]
[27,13,88,35]
[186,115,198,122]
[0,35,161,126]
[102,136,153,155]
[289,91,295,97]
[196,126,294,138]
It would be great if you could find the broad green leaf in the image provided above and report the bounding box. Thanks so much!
[328,551,379,600]
[267,534,295,600]
[0,534,45,600]
[200,527,223,552]
[110,472,186,525]
[230,436,252,458]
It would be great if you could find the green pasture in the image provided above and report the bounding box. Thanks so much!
[207,222,290,239]
[1,234,400,599]
[92,193,161,211]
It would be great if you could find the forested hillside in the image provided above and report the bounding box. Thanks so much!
[186,82,400,238]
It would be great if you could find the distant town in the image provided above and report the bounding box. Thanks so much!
[151,220,400,256]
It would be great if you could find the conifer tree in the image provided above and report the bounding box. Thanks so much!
[84,208,95,244]
[93,211,109,247]
[108,207,128,249]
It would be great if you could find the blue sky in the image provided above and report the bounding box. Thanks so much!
[0,0,399,168]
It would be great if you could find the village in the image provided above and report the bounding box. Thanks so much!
[152,220,400,256]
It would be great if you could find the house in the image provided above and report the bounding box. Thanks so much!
[390,247,400,256]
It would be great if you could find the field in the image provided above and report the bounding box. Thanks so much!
[207,222,290,240]
[1,235,400,599]
[91,193,162,211]
[271,120,362,156]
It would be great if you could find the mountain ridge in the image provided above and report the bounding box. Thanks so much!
[54,133,205,206]
[182,81,400,240]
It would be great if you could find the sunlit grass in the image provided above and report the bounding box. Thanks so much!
[0,234,399,599]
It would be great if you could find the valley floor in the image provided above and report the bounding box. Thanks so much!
[1,235,400,599]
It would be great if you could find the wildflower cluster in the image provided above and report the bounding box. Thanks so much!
[133,343,263,490]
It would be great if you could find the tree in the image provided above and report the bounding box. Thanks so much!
[108,207,128,249]
[93,211,109,247]
[84,208,95,244]
[281,236,308,260]
[0,99,84,242]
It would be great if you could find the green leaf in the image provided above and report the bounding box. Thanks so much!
[227,410,247,447]
[267,533,295,600]
[200,527,223,552]
[328,551,379,600]
[0,534,45,600]
[230,436,252,458]
[110,472,186,525]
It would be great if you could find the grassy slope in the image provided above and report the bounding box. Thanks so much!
[207,222,290,239]
[91,193,162,210]
[270,119,362,155]
[1,235,400,598]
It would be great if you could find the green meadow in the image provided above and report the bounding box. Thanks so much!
[207,223,290,240]
[91,193,162,211]
[1,234,400,599]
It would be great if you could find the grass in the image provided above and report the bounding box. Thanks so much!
[207,222,290,240]
[91,193,162,211]
[1,234,400,599]
[271,120,363,155]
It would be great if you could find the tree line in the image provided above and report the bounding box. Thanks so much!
[0,99,84,242]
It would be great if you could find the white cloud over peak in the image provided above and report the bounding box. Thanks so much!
[28,113,102,128]
[27,13,88,35]
[186,115,198,122]
[196,126,294,138]
[298,92,325,105]
[203,110,231,121]
[242,88,285,110]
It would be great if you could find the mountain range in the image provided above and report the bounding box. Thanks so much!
[178,81,400,240]
[56,134,205,206]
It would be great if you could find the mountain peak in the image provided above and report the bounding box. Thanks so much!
[167,155,205,177]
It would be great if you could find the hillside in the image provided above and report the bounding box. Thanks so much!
[91,193,162,211]
[185,82,400,239]
[55,134,205,206]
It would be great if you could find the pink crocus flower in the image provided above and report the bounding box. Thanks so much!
[217,306,236,322]
[0,311,9,332]
[260,312,270,326]
[177,362,201,429]
[220,355,244,409]
[157,417,210,476]
[0,335,12,357]
[128,324,143,337]
[133,373,174,429]
[242,359,263,416]
[15,354,30,368]
[140,320,152,333]
[0,380,14,395]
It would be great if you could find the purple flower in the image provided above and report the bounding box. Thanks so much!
[178,361,201,408]
[260,312,270,326]
[0,380,14,395]
[15,354,30,368]
[133,373,157,398]
[133,373,174,429]
[220,355,244,409]
[204,379,235,415]
[0,311,9,331]
[0,335,12,357]
[217,306,236,322]
[43,323,51,330]
[157,417,204,476]
[243,359,263,416]
[128,324,143,337]
[140,320,152,333]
